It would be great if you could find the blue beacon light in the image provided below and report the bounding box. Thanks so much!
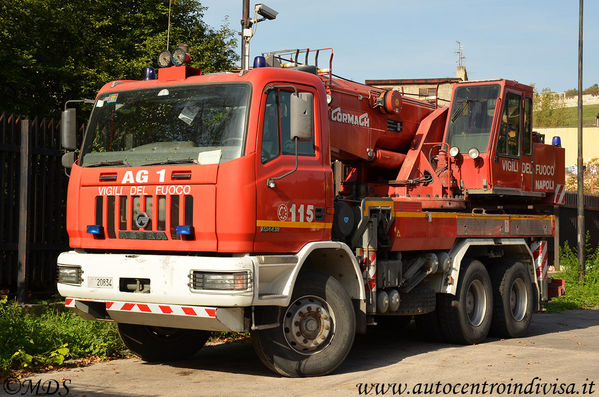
[253,56,267,68]
[143,67,157,80]
[552,136,562,147]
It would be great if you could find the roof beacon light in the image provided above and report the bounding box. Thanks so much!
[172,46,191,66]
[143,67,157,80]
[552,136,562,147]
[253,56,267,68]
[158,50,172,68]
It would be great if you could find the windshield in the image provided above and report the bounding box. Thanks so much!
[446,84,500,154]
[80,84,250,167]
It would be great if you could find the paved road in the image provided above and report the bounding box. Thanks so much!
[6,310,599,397]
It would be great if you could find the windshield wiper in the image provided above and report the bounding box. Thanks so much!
[141,158,198,166]
[86,160,130,167]
[450,99,487,123]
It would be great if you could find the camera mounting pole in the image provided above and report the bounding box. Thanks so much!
[240,1,278,71]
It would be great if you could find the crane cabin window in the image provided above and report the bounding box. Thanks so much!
[446,84,500,154]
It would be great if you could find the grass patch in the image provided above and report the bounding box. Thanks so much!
[0,298,249,377]
[545,239,599,313]
[0,297,127,377]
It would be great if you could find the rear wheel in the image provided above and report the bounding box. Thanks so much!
[251,271,356,377]
[117,323,210,362]
[438,259,493,344]
[490,262,533,338]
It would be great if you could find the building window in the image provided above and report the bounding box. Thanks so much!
[418,87,437,97]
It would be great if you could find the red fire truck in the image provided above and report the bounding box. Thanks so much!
[57,41,564,376]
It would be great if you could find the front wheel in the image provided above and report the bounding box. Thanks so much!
[117,323,210,362]
[251,271,356,377]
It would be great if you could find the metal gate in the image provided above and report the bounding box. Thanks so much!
[0,113,76,298]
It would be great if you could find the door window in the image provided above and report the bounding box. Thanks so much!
[497,92,521,157]
[260,89,315,164]
[523,97,532,155]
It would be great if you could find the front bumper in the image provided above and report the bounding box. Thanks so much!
[57,251,255,306]
[58,250,256,332]
[64,298,246,332]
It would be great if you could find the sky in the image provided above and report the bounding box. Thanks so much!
[200,0,598,93]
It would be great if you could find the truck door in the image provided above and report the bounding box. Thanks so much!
[493,91,532,190]
[521,96,534,190]
[254,85,330,252]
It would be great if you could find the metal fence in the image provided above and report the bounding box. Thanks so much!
[0,113,71,298]
[560,192,599,250]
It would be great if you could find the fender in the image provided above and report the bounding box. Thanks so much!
[442,238,539,299]
[252,241,365,308]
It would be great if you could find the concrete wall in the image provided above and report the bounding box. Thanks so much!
[561,94,599,108]
[536,127,599,167]
[372,83,454,105]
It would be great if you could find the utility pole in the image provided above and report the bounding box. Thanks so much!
[240,0,251,71]
[577,0,585,283]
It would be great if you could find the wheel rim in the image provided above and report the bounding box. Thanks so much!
[510,278,528,321]
[283,295,334,354]
[465,279,487,327]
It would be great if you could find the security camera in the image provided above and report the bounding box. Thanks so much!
[255,3,278,20]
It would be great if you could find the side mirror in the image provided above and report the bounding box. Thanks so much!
[62,152,75,169]
[290,92,313,141]
[61,108,77,150]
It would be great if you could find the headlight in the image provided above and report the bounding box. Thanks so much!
[468,147,480,159]
[449,146,460,157]
[58,266,82,285]
[191,271,251,291]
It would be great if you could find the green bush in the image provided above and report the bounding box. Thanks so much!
[545,238,599,312]
[0,297,126,377]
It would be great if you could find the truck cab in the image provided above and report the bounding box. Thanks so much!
[64,66,333,254]
[444,80,564,203]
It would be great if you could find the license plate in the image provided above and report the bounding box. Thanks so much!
[88,276,113,288]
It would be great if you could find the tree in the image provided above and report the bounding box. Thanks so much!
[564,88,578,98]
[584,84,599,96]
[533,87,566,128]
[562,83,598,98]
[0,0,238,118]
[565,158,599,194]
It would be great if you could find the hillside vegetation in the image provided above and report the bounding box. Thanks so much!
[534,103,599,128]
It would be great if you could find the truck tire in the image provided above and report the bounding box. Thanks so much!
[251,271,356,377]
[437,259,492,344]
[490,262,533,338]
[117,323,209,362]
